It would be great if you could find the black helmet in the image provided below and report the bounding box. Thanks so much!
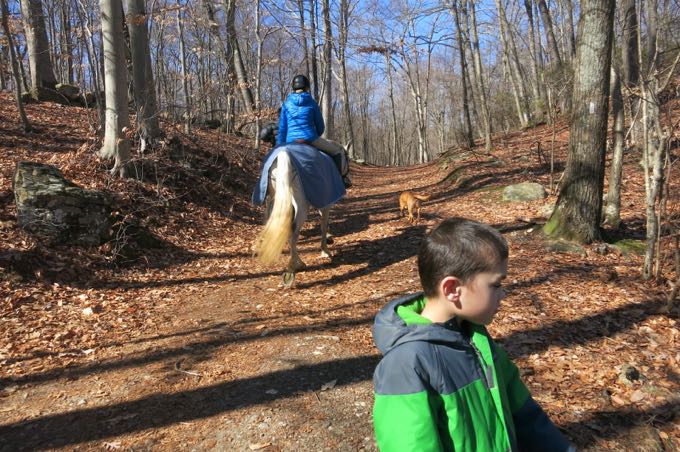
[292,74,310,91]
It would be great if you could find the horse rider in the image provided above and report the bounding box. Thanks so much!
[276,74,352,188]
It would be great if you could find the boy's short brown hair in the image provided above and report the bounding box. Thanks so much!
[418,217,508,298]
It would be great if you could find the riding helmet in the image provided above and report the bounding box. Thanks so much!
[292,74,310,91]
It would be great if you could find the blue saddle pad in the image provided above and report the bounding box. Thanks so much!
[252,143,346,209]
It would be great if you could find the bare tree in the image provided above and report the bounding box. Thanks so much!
[20,0,57,98]
[125,0,160,152]
[225,0,254,114]
[99,0,131,177]
[544,0,615,243]
[320,0,333,136]
[176,0,191,133]
[1,0,32,131]
[604,64,625,228]
[336,0,356,156]
[494,0,529,127]
[450,0,473,149]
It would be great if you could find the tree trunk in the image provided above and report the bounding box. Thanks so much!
[296,0,309,77]
[465,0,491,151]
[495,0,529,127]
[176,0,190,133]
[544,0,615,243]
[0,45,7,91]
[604,64,625,228]
[537,0,563,69]
[75,0,104,128]
[201,0,235,132]
[641,0,666,280]
[99,0,131,177]
[1,0,32,131]
[561,0,576,59]
[125,0,160,152]
[225,0,254,114]
[523,0,547,117]
[385,51,399,165]
[60,2,73,84]
[450,1,473,148]
[337,0,354,157]
[20,0,57,97]
[320,0,333,137]
[308,0,319,100]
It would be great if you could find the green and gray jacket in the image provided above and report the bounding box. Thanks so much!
[372,293,571,452]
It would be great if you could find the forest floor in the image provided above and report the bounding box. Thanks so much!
[0,91,679,451]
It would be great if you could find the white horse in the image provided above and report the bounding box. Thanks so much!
[255,150,332,287]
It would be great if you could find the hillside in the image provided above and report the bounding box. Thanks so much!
[0,91,679,451]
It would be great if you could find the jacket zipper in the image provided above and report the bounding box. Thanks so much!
[471,341,494,389]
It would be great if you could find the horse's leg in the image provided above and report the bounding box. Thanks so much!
[287,173,308,273]
[319,207,331,258]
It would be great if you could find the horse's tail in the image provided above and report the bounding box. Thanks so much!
[256,151,293,265]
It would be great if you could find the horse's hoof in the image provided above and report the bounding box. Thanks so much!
[320,249,331,259]
[283,271,295,288]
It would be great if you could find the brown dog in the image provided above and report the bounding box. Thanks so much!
[399,191,431,224]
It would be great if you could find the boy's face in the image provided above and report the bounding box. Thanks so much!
[457,259,508,325]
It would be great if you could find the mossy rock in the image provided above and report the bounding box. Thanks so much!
[442,166,466,185]
[545,240,586,255]
[502,182,547,202]
[611,239,646,256]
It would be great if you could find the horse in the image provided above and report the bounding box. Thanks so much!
[253,144,345,287]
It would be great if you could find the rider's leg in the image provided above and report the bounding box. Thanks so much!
[311,137,352,187]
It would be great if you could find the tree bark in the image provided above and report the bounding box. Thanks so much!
[176,0,190,133]
[537,0,563,69]
[320,0,333,137]
[1,0,32,131]
[337,0,354,156]
[225,0,254,114]
[604,64,625,228]
[125,0,160,152]
[308,0,319,100]
[544,0,615,243]
[20,0,57,97]
[99,0,131,177]
[450,1,473,149]
[60,2,73,84]
[495,0,529,126]
[466,0,491,151]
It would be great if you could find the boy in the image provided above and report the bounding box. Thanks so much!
[372,217,574,451]
[277,74,352,188]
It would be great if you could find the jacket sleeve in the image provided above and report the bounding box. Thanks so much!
[373,355,444,452]
[277,106,287,145]
[313,101,325,136]
[495,347,573,452]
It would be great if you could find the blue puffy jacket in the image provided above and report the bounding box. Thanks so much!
[277,92,325,146]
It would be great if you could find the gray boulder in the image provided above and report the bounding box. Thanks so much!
[55,83,81,100]
[13,162,113,246]
[502,182,547,202]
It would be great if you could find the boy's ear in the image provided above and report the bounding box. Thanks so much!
[440,276,462,303]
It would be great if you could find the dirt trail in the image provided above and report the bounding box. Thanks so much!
[2,125,679,451]
[1,161,447,451]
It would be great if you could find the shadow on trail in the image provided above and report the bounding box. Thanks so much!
[1,298,675,450]
[296,224,428,289]
[563,399,680,448]
[0,310,378,390]
[499,298,668,358]
[0,355,382,451]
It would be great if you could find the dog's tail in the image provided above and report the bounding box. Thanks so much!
[414,193,431,201]
[255,151,293,265]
